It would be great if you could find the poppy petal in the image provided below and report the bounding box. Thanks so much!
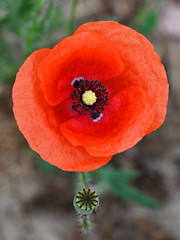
[12,49,112,172]
[38,31,124,106]
[60,86,155,157]
[74,21,169,132]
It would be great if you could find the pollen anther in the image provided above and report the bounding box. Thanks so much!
[82,90,97,105]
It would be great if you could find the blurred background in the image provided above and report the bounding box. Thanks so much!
[0,0,180,239]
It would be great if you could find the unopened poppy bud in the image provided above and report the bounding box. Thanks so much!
[73,188,99,215]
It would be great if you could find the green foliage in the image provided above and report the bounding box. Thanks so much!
[133,10,157,36]
[104,16,120,22]
[1,0,64,38]
[0,35,17,84]
[131,0,164,36]
[94,166,162,209]
[96,166,142,183]
[1,0,37,35]
[0,0,65,83]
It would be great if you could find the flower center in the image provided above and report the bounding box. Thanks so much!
[71,77,108,122]
[82,90,97,105]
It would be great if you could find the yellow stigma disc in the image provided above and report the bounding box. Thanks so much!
[82,90,97,105]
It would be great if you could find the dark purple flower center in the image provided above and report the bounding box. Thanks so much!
[71,77,108,122]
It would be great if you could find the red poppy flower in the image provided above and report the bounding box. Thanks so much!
[13,21,169,172]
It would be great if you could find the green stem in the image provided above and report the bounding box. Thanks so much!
[23,0,48,60]
[83,215,89,231]
[67,0,79,36]
[79,172,89,231]
[80,172,89,189]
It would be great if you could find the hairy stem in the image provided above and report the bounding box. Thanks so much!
[80,172,89,189]
[83,215,89,231]
[67,0,79,36]
[79,172,90,231]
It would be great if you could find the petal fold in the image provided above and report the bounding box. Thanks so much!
[74,21,169,132]
[13,49,112,171]
[60,86,155,157]
[38,31,124,106]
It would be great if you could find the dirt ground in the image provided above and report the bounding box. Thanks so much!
[0,0,180,239]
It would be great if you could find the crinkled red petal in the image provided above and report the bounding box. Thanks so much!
[12,49,112,171]
[60,86,155,157]
[38,31,124,106]
[74,21,169,132]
